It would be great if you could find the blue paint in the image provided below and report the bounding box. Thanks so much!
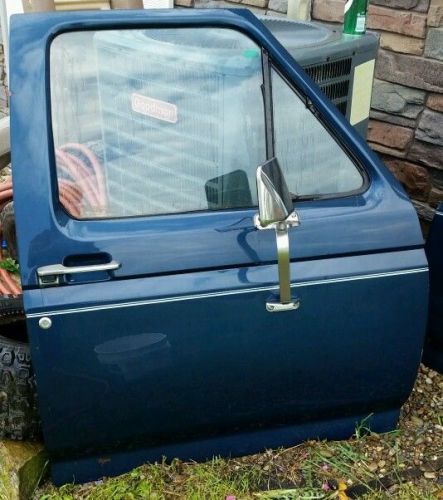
[27,254,427,463]
[423,203,443,373]
[10,9,428,485]
[10,9,424,286]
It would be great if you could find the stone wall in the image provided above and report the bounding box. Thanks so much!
[312,0,443,222]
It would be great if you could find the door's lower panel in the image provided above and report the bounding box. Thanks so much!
[52,409,400,485]
[25,249,428,483]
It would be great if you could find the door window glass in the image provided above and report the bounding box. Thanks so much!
[272,69,364,198]
[50,29,266,219]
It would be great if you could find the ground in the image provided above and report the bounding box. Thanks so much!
[34,364,443,499]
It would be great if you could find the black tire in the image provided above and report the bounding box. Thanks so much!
[0,334,40,440]
[0,200,38,439]
[0,296,25,326]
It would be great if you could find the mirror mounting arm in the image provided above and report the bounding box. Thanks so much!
[254,212,301,313]
[275,221,293,306]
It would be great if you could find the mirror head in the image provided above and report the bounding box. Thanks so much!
[256,157,293,228]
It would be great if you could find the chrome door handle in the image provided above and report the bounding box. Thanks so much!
[37,261,120,286]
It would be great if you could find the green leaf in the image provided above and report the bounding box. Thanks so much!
[0,257,19,274]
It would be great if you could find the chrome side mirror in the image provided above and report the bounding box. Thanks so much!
[254,158,300,313]
[255,158,293,228]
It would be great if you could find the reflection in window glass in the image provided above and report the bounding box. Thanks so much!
[272,69,363,197]
[50,29,266,219]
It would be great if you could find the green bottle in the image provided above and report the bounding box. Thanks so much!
[343,0,369,35]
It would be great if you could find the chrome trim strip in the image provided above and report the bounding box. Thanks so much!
[27,267,428,318]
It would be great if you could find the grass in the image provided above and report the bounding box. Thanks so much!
[361,483,440,500]
[37,433,442,500]
[39,457,265,500]
[0,470,11,500]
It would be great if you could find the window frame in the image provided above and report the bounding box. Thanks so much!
[47,23,371,223]
[48,25,270,222]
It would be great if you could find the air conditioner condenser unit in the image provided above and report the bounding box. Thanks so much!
[263,17,379,138]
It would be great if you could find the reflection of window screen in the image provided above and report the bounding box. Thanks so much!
[50,29,266,220]
[272,69,363,197]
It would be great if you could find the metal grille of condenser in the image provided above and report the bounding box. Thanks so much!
[304,58,352,117]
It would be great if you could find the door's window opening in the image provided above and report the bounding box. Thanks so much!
[50,28,266,219]
[50,28,365,220]
[271,68,364,197]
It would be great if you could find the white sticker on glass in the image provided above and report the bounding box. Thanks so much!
[131,94,178,123]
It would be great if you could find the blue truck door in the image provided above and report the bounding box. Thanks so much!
[10,9,428,484]
[424,203,443,372]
